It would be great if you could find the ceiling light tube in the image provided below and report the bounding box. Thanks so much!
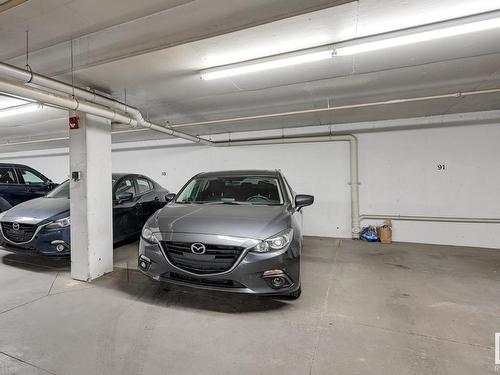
[335,16,500,56]
[0,102,42,118]
[200,49,334,80]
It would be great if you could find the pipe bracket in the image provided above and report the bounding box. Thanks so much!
[25,65,34,84]
[73,96,80,111]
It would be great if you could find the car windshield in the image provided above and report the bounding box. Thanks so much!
[47,180,69,198]
[175,175,284,205]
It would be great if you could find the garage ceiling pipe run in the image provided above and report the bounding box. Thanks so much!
[0,79,212,145]
[0,0,28,13]
[0,63,211,145]
[169,88,500,129]
[0,62,144,115]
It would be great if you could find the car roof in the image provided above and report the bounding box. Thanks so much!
[46,173,150,181]
[112,173,157,182]
[112,173,129,179]
[112,173,139,179]
[195,170,280,178]
[0,163,31,168]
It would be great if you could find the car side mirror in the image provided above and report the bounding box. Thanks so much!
[295,194,314,210]
[165,193,176,202]
[117,191,134,204]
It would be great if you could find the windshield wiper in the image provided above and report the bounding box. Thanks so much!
[196,200,252,205]
[179,200,252,205]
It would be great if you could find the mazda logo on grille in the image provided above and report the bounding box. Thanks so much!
[190,243,206,255]
[12,222,20,231]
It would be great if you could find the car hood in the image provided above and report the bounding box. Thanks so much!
[1,197,69,225]
[156,203,291,240]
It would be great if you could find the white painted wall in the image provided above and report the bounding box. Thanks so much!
[358,124,500,249]
[1,123,499,249]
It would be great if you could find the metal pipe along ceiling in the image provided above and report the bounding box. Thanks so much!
[169,88,500,129]
[0,62,136,115]
[0,63,211,145]
[3,61,500,131]
[0,0,28,13]
[0,79,212,145]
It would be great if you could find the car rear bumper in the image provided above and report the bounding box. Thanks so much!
[138,235,301,295]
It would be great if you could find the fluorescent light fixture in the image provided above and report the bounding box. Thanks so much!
[0,103,42,118]
[200,13,500,79]
[200,49,333,80]
[335,16,500,56]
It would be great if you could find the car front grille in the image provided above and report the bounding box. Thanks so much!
[1,222,38,243]
[161,241,244,274]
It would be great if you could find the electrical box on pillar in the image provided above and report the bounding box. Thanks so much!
[71,171,81,181]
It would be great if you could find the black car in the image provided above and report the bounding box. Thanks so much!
[0,163,57,212]
[0,173,169,255]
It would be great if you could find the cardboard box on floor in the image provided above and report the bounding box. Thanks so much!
[379,220,392,244]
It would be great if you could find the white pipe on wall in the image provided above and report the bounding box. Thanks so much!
[215,135,361,237]
[360,214,500,223]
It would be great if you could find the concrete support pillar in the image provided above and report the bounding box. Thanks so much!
[69,112,113,281]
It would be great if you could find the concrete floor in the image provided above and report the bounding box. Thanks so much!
[0,238,498,375]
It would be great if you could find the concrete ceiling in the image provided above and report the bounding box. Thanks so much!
[1,0,500,151]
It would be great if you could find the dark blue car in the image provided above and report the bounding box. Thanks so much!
[0,173,169,255]
[0,163,57,212]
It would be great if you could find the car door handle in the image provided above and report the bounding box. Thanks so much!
[154,196,160,202]
[134,203,142,210]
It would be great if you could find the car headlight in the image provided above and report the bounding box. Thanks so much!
[0,211,6,221]
[141,226,159,244]
[45,216,71,229]
[252,229,293,253]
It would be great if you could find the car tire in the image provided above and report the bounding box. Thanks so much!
[283,286,301,300]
